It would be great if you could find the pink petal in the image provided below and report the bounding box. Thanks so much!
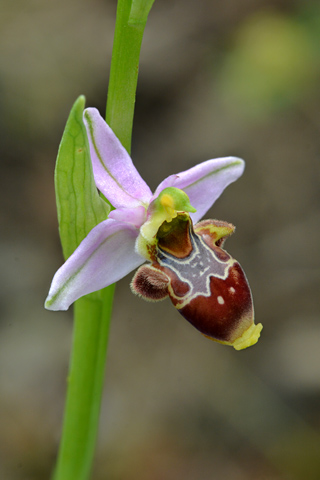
[83,108,152,208]
[45,219,143,311]
[154,157,244,222]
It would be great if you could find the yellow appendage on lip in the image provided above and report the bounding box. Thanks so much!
[232,323,263,350]
[212,322,263,350]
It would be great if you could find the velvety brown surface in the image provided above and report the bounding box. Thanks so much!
[179,263,253,342]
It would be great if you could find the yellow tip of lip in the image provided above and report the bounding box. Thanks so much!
[232,323,263,350]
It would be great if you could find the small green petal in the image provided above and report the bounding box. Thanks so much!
[155,187,197,215]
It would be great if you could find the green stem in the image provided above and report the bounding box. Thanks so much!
[54,287,115,480]
[54,1,151,479]
[106,0,147,153]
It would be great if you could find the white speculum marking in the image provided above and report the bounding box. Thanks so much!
[217,296,225,305]
[156,224,234,309]
[229,287,236,294]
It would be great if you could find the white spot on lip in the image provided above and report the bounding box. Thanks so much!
[229,287,235,294]
[217,296,224,305]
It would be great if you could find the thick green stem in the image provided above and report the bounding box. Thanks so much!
[54,1,151,479]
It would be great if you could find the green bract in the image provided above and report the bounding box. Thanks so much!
[55,96,110,261]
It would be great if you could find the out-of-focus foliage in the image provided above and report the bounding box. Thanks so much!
[218,9,320,118]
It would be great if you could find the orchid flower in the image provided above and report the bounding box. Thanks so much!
[45,108,262,349]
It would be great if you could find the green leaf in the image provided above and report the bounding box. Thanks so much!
[128,0,155,25]
[55,96,110,260]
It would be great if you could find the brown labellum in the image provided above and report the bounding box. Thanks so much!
[131,214,262,349]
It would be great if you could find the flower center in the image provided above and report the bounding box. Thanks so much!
[136,187,196,260]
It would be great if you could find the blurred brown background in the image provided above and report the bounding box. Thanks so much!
[1,0,320,479]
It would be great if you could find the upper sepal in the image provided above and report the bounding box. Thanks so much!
[83,108,152,209]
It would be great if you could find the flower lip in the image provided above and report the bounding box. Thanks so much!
[132,214,262,350]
